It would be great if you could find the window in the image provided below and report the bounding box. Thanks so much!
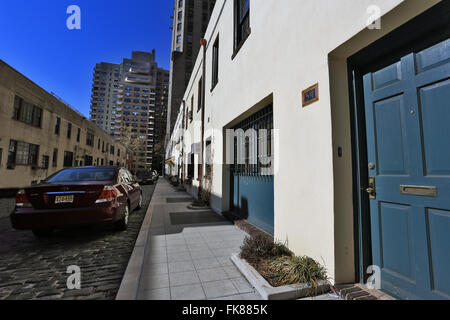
[55,117,61,135]
[86,131,94,146]
[32,107,42,127]
[198,77,202,112]
[7,140,39,166]
[77,128,81,142]
[177,23,182,32]
[19,142,32,165]
[52,148,58,167]
[85,155,93,166]
[178,0,183,8]
[234,0,250,52]
[67,123,72,139]
[178,11,183,20]
[29,144,39,166]
[177,35,182,44]
[7,140,17,168]
[41,155,49,169]
[205,139,212,178]
[63,151,74,167]
[15,142,29,165]
[190,96,194,123]
[231,104,273,175]
[46,167,116,183]
[12,96,42,127]
[188,153,195,179]
[212,36,219,88]
[0,148,2,167]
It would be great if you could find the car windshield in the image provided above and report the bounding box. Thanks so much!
[137,172,151,179]
[46,168,116,183]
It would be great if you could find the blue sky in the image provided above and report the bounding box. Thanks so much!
[0,0,173,117]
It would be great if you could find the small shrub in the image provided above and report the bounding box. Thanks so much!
[263,256,327,288]
[240,234,292,268]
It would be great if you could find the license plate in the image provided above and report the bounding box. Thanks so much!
[55,195,74,204]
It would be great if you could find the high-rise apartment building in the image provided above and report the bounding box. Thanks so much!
[90,51,169,173]
[166,0,216,140]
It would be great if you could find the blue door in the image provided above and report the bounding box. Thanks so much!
[363,38,450,299]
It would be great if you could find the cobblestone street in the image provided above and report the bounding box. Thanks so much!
[0,185,155,300]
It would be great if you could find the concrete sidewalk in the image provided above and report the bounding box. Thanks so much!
[117,179,262,300]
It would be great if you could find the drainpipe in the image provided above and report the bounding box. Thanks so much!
[199,38,207,195]
[181,100,185,184]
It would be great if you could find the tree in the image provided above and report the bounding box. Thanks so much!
[153,139,165,175]
[117,122,147,172]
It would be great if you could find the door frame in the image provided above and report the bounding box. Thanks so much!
[347,1,450,284]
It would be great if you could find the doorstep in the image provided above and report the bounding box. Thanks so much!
[333,284,395,300]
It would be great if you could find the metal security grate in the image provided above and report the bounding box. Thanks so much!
[232,103,273,176]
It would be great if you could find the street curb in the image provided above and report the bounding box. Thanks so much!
[116,184,156,300]
[231,254,330,300]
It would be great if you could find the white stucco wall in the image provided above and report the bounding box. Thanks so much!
[174,0,439,282]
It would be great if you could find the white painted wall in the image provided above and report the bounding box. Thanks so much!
[169,0,439,282]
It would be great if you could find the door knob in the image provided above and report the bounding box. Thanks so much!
[366,187,375,194]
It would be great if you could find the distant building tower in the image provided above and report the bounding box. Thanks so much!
[89,51,169,173]
[166,0,216,140]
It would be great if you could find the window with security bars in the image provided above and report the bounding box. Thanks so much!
[7,140,40,167]
[12,96,42,127]
[231,104,273,175]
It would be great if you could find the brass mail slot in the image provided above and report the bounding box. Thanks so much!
[400,185,437,197]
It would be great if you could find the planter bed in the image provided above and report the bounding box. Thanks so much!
[231,254,330,300]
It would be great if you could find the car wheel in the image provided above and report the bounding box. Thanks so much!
[115,203,130,231]
[136,193,143,210]
[32,229,53,237]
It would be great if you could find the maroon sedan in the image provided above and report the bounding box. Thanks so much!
[11,166,143,237]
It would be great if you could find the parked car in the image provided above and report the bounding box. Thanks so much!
[151,170,159,182]
[136,172,154,185]
[10,166,142,237]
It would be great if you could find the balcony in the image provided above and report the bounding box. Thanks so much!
[129,66,151,75]
[125,76,152,85]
